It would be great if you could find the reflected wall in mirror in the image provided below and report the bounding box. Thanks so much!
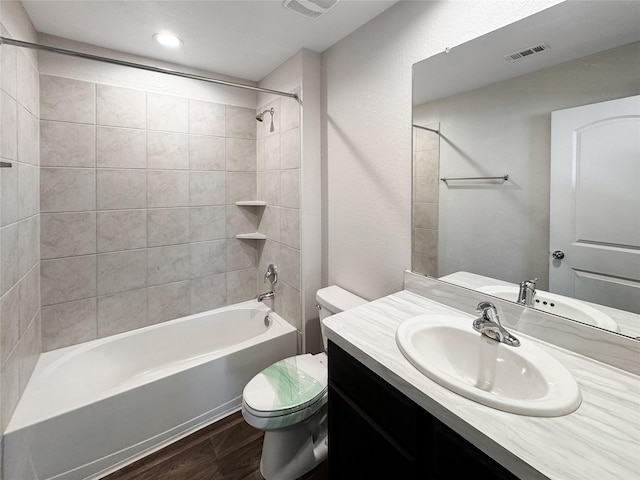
[411,1,640,339]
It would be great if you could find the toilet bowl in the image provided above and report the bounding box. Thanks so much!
[241,285,367,480]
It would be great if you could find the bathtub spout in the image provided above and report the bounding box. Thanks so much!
[257,291,275,302]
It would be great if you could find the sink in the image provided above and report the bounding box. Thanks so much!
[396,314,582,416]
[476,286,620,332]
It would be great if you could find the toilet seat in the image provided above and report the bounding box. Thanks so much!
[242,353,327,430]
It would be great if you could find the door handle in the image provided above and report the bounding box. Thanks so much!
[552,250,565,260]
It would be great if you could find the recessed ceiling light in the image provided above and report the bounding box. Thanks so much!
[153,32,183,48]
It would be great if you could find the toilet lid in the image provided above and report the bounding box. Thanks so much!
[243,354,327,416]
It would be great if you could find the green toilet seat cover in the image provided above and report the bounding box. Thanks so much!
[243,354,327,415]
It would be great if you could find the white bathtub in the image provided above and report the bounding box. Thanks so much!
[3,300,297,480]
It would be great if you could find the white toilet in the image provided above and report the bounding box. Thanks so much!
[242,285,367,480]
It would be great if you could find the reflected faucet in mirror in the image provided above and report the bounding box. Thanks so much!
[517,279,537,307]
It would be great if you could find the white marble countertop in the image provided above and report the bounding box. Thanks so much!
[324,290,640,480]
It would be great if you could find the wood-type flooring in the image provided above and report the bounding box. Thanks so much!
[103,411,328,480]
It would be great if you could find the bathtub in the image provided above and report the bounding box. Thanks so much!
[3,300,297,480]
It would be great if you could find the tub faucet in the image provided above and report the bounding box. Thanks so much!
[517,278,538,307]
[257,291,275,302]
[258,264,278,302]
[473,301,520,347]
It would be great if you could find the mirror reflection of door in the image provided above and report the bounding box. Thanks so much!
[549,95,640,313]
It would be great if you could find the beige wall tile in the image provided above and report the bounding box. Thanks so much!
[17,215,39,278]
[280,207,300,249]
[147,93,188,133]
[413,202,438,230]
[16,51,39,117]
[190,240,226,278]
[147,207,190,247]
[1,223,19,296]
[17,104,38,166]
[280,245,301,290]
[97,210,147,253]
[226,205,258,238]
[1,347,20,430]
[147,131,188,169]
[41,298,97,351]
[97,250,147,296]
[190,274,226,314]
[147,170,189,207]
[148,281,190,324]
[263,134,280,171]
[96,127,146,169]
[280,128,300,170]
[189,99,224,136]
[189,135,225,171]
[18,310,41,394]
[41,121,95,168]
[96,84,146,129]
[226,138,256,172]
[1,285,20,366]
[0,91,17,160]
[226,172,256,204]
[280,96,300,132]
[18,162,39,218]
[227,238,257,271]
[40,75,95,124]
[225,105,255,139]
[97,289,147,337]
[258,171,280,205]
[41,255,96,305]
[258,205,281,243]
[147,244,190,286]
[18,264,40,334]
[41,167,95,213]
[41,212,96,259]
[189,171,225,206]
[1,156,19,225]
[280,169,299,208]
[96,169,146,210]
[227,268,256,304]
[190,206,226,242]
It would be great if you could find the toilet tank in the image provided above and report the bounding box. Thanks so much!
[316,286,367,350]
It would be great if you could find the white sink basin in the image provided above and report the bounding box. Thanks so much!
[396,314,582,417]
[476,286,620,332]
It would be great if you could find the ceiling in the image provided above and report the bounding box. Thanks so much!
[22,0,397,82]
[413,1,640,105]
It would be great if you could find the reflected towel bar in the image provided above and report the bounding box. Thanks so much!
[441,175,509,183]
[0,161,12,168]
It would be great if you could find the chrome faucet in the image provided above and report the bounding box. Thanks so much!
[473,301,520,347]
[257,264,278,302]
[517,278,538,307]
[257,291,275,302]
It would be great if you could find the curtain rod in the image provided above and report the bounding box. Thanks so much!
[0,37,300,102]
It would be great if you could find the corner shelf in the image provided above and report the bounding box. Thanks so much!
[235,201,267,206]
[235,233,267,240]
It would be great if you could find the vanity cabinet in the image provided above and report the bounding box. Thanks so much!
[328,341,520,479]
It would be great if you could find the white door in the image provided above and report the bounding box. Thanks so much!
[549,95,640,314]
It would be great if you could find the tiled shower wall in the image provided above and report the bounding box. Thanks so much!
[0,23,42,431]
[256,95,302,329]
[39,74,262,351]
[412,124,439,276]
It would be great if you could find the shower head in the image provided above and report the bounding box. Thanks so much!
[256,108,275,132]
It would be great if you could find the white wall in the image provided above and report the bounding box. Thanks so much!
[321,0,561,301]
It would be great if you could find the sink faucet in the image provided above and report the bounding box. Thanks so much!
[257,264,278,302]
[517,278,538,306]
[473,301,520,347]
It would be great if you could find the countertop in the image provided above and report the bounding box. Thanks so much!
[323,289,640,480]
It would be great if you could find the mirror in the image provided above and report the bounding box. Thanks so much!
[411,1,640,339]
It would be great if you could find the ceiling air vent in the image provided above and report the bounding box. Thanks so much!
[282,0,339,19]
[504,43,551,62]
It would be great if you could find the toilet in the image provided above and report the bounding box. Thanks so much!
[242,285,367,480]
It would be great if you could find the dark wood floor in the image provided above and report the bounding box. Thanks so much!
[103,411,328,480]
